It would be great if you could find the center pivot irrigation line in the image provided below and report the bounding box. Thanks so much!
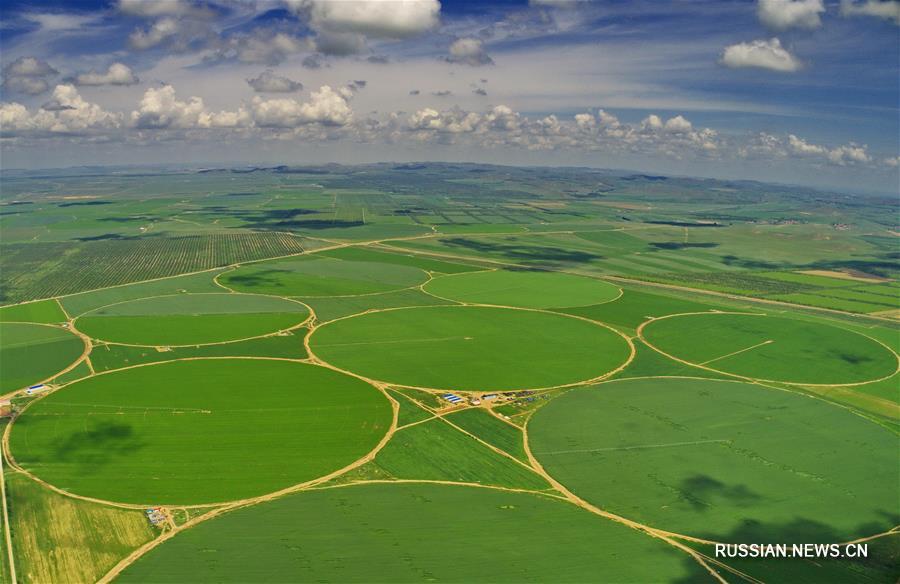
[700,340,774,366]
[534,439,732,456]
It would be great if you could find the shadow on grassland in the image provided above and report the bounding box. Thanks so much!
[58,200,113,207]
[439,237,604,265]
[98,215,158,223]
[191,206,365,231]
[679,474,762,511]
[720,253,899,277]
[48,420,146,471]
[675,517,900,584]
[221,269,289,290]
[650,242,720,250]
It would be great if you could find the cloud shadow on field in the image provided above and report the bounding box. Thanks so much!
[57,200,113,208]
[831,350,874,365]
[717,253,899,278]
[674,514,900,583]
[222,269,289,289]
[73,233,138,241]
[650,242,719,250]
[680,474,762,511]
[50,420,146,472]
[98,215,158,223]
[191,206,367,231]
[439,237,604,265]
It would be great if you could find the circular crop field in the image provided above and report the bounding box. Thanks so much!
[529,378,899,542]
[118,483,696,583]
[220,257,429,297]
[641,313,897,384]
[310,306,631,391]
[0,323,84,393]
[425,269,620,309]
[9,359,391,505]
[75,293,309,346]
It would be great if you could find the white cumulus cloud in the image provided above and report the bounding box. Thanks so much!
[757,0,825,30]
[118,0,192,17]
[299,0,440,39]
[1,84,121,134]
[720,38,802,72]
[789,134,871,164]
[840,0,900,24]
[73,63,139,86]
[446,38,494,66]
[130,84,207,128]
[251,85,354,127]
[129,17,180,50]
[664,115,692,133]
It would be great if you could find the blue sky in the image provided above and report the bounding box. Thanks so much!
[1,0,898,193]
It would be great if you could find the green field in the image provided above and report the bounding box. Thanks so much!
[561,288,729,333]
[425,269,620,308]
[118,483,697,583]
[9,359,391,504]
[1,164,898,582]
[221,257,429,297]
[320,246,482,274]
[0,299,67,324]
[445,408,529,463]
[373,417,548,489]
[641,313,898,384]
[89,333,307,372]
[0,323,84,393]
[387,389,433,426]
[75,293,309,346]
[310,306,631,391]
[529,378,899,542]
[300,287,452,323]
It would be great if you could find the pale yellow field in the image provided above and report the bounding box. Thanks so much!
[6,472,155,584]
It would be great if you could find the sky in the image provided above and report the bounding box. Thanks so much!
[0,0,898,194]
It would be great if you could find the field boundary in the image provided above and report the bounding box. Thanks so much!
[637,311,900,389]
[0,447,17,584]
[306,303,636,393]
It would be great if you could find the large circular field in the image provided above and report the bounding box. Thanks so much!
[75,293,309,346]
[310,306,631,391]
[9,359,391,505]
[528,378,899,542]
[0,322,84,393]
[425,269,620,308]
[641,313,897,384]
[118,483,698,583]
[220,257,429,297]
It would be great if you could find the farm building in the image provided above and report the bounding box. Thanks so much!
[25,384,48,396]
[146,507,167,526]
